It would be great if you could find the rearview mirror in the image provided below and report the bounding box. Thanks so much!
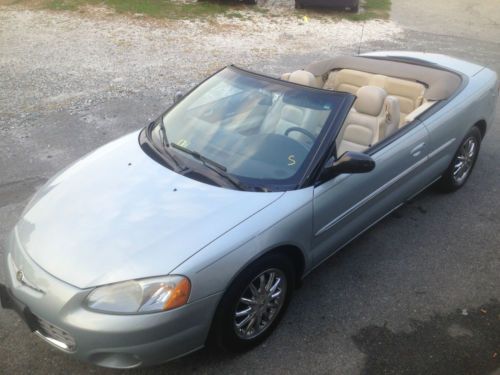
[173,91,184,104]
[320,151,375,181]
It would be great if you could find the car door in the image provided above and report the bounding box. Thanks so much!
[311,122,432,264]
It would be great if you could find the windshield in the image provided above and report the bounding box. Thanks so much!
[152,67,351,188]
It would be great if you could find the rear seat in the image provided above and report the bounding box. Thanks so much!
[323,69,372,95]
[323,69,426,125]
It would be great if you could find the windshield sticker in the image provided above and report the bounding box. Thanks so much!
[288,155,296,166]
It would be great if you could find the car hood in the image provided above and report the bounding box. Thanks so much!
[15,131,284,289]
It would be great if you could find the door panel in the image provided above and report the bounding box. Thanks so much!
[312,123,431,264]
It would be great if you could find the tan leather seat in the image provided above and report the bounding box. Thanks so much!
[336,86,399,156]
[382,95,400,138]
[274,104,328,147]
[383,76,425,123]
[281,70,321,88]
[323,69,372,94]
[275,105,305,134]
[280,72,292,81]
[323,69,426,125]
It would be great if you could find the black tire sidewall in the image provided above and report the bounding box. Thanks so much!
[210,253,295,352]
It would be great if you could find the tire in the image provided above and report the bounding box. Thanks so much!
[436,126,482,193]
[295,1,303,9]
[350,3,359,12]
[209,253,295,352]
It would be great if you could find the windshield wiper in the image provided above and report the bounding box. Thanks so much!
[171,143,245,190]
[153,121,187,172]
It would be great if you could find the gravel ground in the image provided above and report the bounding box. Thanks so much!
[0,7,400,128]
[0,2,499,374]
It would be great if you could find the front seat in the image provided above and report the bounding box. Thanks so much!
[336,86,389,156]
[272,70,324,146]
[381,95,400,139]
[281,70,321,88]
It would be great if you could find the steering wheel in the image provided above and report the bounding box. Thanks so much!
[284,127,316,144]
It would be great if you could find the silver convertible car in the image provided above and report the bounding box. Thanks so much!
[1,51,498,369]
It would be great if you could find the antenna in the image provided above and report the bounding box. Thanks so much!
[357,23,365,55]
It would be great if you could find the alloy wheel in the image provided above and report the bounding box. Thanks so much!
[452,137,477,185]
[233,268,287,340]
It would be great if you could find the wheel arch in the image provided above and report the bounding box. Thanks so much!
[264,244,306,286]
[474,119,487,139]
[224,243,307,292]
[205,243,307,346]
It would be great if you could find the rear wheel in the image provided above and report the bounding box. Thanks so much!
[209,253,295,352]
[295,1,303,9]
[350,3,359,12]
[436,126,481,192]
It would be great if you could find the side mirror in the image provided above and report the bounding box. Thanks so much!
[320,151,375,181]
[173,91,184,104]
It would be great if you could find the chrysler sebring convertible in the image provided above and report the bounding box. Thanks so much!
[1,51,498,369]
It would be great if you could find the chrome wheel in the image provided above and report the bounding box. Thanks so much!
[452,137,477,185]
[233,268,287,340]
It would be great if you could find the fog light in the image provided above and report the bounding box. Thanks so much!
[89,352,142,369]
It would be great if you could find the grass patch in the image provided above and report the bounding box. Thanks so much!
[20,0,253,20]
[13,0,390,21]
[347,0,391,20]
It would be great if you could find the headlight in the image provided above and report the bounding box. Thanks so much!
[85,276,191,314]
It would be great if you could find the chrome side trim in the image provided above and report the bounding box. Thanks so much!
[428,138,456,158]
[305,202,404,278]
[315,157,428,237]
[314,138,457,237]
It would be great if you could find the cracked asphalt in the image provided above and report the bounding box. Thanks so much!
[0,1,499,374]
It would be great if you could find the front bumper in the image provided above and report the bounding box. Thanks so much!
[1,233,222,369]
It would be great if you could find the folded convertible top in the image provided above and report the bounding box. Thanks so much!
[306,55,462,101]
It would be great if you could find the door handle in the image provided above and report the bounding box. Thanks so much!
[411,142,425,157]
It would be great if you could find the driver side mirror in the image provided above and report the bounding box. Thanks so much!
[320,151,375,181]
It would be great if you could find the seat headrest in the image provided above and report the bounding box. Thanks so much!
[280,72,291,81]
[282,105,304,123]
[355,86,387,116]
[288,70,318,87]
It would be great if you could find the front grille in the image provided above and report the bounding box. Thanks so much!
[34,315,77,352]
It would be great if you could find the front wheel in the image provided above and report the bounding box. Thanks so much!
[436,126,481,192]
[209,253,295,352]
